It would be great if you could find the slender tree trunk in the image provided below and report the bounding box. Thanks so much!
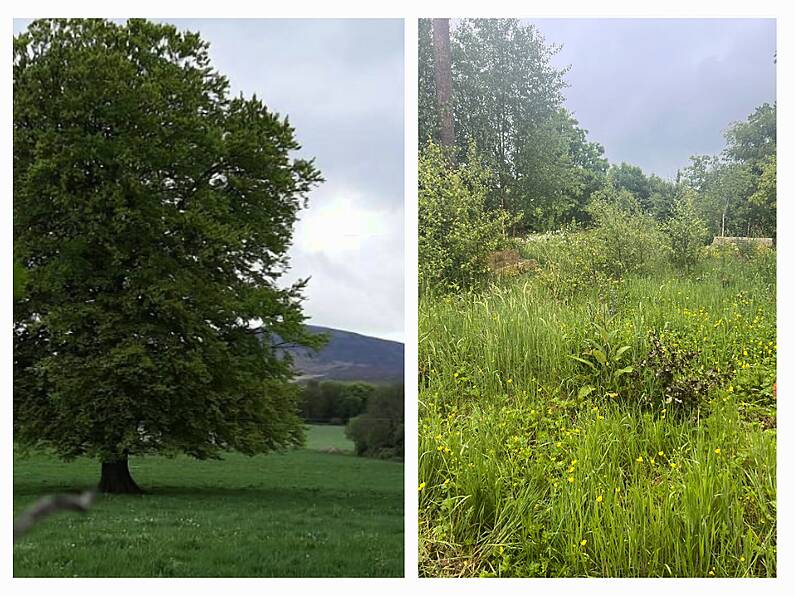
[432,18,454,149]
[98,457,143,494]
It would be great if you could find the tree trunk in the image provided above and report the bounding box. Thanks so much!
[98,458,143,494]
[432,18,455,149]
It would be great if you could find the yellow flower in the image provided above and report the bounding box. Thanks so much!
[507,378,513,384]
[568,476,575,483]
[740,556,746,562]
[418,482,426,491]
[615,487,621,493]
[670,462,677,469]
[636,456,644,463]
[650,457,656,465]
[658,451,664,456]
[714,448,721,455]
[727,385,734,393]
[580,539,587,547]
[596,495,603,503]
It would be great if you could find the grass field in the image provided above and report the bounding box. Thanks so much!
[419,240,776,577]
[14,425,403,577]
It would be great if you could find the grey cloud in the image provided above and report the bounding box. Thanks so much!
[528,18,776,179]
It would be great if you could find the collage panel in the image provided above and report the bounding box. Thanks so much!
[13,18,404,577]
[418,17,777,578]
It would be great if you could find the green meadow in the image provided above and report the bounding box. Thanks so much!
[14,425,404,577]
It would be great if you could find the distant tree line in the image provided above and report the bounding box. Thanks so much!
[298,381,404,460]
[298,380,375,424]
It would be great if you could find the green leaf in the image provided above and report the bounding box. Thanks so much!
[613,366,634,378]
[577,385,596,400]
[569,355,597,370]
[591,348,608,366]
[614,345,632,361]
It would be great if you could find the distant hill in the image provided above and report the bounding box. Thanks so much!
[275,325,404,383]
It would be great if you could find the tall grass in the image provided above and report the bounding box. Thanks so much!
[418,241,776,577]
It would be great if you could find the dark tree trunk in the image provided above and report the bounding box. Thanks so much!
[432,18,455,149]
[98,458,143,494]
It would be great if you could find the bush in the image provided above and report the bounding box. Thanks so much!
[419,142,514,292]
[586,186,669,277]
[345,384,404,459]
[664,190,709,272]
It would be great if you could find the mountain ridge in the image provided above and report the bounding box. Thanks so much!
[280,324,404,383]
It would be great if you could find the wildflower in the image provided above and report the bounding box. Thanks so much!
[670,462,677,469]
[568,476,575,483]
[714,448,721,455]
[571,459,578,465]
[658,451,664,456]
[650,457,656,465]
[636,456,644,463]
[740,556,746,562]
[596,495,603,503]
[507,379,513,384]
[418,482,426,492]
[580,539,587,547]
[615,487,621,493]
[727,386,734,393]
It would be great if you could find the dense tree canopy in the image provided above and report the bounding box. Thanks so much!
[419,18,607,231]
[419,19,775,242]
[13,19,323,492]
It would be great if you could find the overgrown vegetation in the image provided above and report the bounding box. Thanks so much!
[419,18,776,578]
[419,240,776,577]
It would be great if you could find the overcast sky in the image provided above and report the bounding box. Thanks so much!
[526,19,776,179]
[14,18,405,343]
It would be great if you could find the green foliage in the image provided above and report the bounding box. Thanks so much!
[346,385,404,460]
[13,19,323,465]
[664,190,709,271]
[13,428,404,577]
[586,187,668,278]
[570,310,635,400]
[298,380,375,424]
[419,235,776,577]
[724,103,776,168]
[418,19,607,231]
[681,104,776,238]
[13,259,27,300]
[419,142,513,291]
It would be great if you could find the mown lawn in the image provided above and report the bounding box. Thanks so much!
[14,425,403,577]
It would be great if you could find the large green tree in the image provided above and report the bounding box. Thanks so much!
[419,19,607,232]
[13,19,323,493]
